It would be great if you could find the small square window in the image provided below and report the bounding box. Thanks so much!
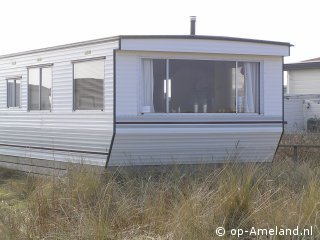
[7,79,21,108]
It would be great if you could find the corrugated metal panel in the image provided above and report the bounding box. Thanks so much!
[288,69,320,94]
[0,40,118,166]
[108,124,282,166]
[121,38,290,56]
[0,147,107,166]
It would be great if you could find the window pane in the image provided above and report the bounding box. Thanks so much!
[29,68,40,110]
[41,67,52,110]
[7,80,15,108]
[237,62,259,113]
[152,59,167,113]
[169,60,236,113]
[74,60,104,110]
[15,80,21,107]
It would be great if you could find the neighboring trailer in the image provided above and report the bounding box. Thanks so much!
[0,35,290,171]
[284,60,320,132]
[285,60,320,95]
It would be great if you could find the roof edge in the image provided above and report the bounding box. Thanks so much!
[284,62,320,71]
[0,36,120,60]
[120,35,292,47]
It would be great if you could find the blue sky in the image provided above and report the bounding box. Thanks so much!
[0,0,319,63]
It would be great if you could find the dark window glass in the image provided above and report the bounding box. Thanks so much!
[28,67,52,110]
[143,59,259,114]
[74,60,104,110]
[169,60,236,113]
[7,79,20,108]
[152,59,167,113]
[41,67,52,110]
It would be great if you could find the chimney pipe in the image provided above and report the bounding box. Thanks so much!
[190,16,196,35]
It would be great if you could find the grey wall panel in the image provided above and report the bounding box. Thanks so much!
[108,124,282,166]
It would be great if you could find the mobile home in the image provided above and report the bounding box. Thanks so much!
[0,25,291,171]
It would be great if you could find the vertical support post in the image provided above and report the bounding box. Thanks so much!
[293,145,298,163]
[190,16,196,35]
[235,61,238,113]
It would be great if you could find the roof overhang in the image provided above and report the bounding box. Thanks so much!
[120,35,292,47]
[284,62,320,71]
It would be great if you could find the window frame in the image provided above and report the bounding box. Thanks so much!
[6,76,22,109]
[72,57,106,111]
[140,57,262,115]
[27,64,53,111]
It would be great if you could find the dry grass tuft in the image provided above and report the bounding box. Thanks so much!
[0,150,319,239]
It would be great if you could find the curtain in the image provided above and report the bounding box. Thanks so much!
[142,59,154,112]
[244,63,259,113]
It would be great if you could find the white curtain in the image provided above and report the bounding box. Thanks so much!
[142,59,154,112]
[244,63,259,113]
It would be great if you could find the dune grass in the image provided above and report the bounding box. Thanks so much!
[0,158,319,239]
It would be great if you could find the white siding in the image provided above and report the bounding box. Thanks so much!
[288,69,320,94]
[0,40,118,166]
[121,38,290,56]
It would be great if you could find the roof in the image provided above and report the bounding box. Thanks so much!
[285,56,320,70]
[302,57,320,62]
[284,62,320,71]
[0,35,292,59]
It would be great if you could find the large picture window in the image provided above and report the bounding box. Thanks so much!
[28,66,52,110]
[7,78,21,108]
[73,59,104,110]
[142,59,259,114]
